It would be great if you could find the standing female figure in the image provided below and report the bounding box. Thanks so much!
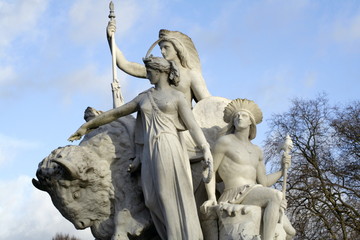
[69,57,212,240]
[107,21,211,104]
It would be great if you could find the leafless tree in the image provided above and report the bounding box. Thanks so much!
[52,233,82,240]
[264,94,360,240]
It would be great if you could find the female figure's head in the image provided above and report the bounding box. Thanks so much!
[159,41,178,63]
[158,29,201,70]
[143,56,180,86]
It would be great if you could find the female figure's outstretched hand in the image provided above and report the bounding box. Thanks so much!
[68,126,88,142]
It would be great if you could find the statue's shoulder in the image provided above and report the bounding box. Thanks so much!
[253,143,262,152]
[137,88,153,96]
[171,88,186,97]
[250,143,263,157]
[134,88,155,102]
[169,88,188,103]
[214,134,234,150]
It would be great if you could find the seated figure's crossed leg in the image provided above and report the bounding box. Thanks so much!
[240,187,282,240]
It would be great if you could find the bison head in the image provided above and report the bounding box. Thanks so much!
[32,116,155,240]
[32,145,114,231]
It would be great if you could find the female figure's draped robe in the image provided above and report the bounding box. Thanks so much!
[138,89,203,240]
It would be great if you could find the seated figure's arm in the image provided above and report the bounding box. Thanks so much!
[256,149,282,187]
[107,20,147,78]
[190,70,211,102]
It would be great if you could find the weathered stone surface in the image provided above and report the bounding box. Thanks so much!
[201,99,296,240]
[202,203,289,240]
[33,116,155,239]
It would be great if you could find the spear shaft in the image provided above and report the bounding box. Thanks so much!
[109,1,123,108]
[282,149,290,199]
[281,134,293,199]
[277,134,293,223]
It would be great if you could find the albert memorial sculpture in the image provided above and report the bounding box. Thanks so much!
[32,2,296,240]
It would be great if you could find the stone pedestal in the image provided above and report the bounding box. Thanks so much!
[202,203,288,240]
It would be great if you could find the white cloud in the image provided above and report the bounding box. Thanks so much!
[303,71,317,88]
[0,0,48,98]
[243,0,311,30]
[0,134,40,167]
[332,12,360,50]
[316,6,360,54]
[68,0,142,44]
[198,1,310,33]
[56,64,153,109]
[56,64,120,107]
[0,175,93,240]
[257,66,294,112]
[0,65,16,86]
[0,0,48,54]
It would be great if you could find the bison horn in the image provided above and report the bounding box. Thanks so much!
[53,159,80,179]
[32,178,47,191]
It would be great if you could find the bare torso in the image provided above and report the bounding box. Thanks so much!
[217,135,262,189]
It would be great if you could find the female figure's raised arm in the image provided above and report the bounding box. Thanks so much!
[107,20,147,78]
[68,98,139,141]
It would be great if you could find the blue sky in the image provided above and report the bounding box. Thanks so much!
[0,0,359,239]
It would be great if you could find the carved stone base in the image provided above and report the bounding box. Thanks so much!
[202,203,288,240]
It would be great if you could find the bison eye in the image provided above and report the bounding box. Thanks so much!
[73,191,80,199]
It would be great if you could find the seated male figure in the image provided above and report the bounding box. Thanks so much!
[202,98,295,240]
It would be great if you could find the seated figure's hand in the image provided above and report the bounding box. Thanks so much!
[282,151,292,169]
[107,19,116,38]
[200,199,217,214]
[281,198,288,210]
[127,157,141,173]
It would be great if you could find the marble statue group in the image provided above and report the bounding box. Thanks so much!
[32,3,296,240]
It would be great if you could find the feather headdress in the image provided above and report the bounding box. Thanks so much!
[223,99,263,140]
[224,98,262,140]
[223,98,263,124]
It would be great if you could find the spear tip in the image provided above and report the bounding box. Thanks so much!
[109,1,115,19]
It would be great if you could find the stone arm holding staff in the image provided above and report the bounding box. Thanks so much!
[106,19,211,104]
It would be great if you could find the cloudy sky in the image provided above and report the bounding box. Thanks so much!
[1,0,359,239]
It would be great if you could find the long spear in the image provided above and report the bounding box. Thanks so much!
[109,1,124,108]
[278,134,293,198]
[277,134,293,223]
